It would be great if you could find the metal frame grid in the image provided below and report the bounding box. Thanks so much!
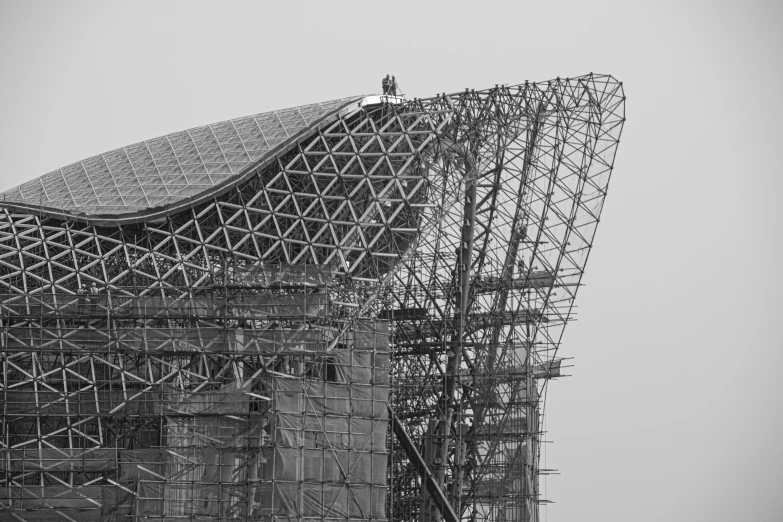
[381,75,625,522]
[0,74,625,522]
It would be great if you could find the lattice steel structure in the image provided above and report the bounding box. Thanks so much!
[0,74,625,522]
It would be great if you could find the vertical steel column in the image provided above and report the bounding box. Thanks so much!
[432,148,477,521]
[460,100,546,521]
[420,419,439,522]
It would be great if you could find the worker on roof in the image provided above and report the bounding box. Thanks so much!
[390,76,398,96]
[382,74,391,95]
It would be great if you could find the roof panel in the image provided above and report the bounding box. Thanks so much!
[1,95,363,217]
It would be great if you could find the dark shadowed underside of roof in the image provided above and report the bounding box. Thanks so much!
[0,96,363,217]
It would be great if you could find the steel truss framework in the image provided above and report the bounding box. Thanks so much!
[0,74,625,522]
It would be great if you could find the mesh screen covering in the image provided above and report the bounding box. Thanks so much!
[0,317,390,522]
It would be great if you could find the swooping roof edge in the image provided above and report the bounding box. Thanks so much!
[0,96,366,224]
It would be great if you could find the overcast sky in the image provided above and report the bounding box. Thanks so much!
[1,1,781,520]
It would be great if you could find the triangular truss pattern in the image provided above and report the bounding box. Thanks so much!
[0,74,625,522]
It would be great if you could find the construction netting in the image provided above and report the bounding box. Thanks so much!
[0,319,390,522]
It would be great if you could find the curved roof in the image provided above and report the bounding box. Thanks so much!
[0,96,363,218]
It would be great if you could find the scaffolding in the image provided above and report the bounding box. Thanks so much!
[1,268,390,521]
[0,74,625,522]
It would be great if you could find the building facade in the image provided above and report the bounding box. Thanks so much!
[0,75,625,521]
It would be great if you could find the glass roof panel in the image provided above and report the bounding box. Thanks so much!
[1,96,363,216]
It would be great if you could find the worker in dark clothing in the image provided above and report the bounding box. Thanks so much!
[390,76,398,96]
[382,74,391,95]
[517,258,527,276]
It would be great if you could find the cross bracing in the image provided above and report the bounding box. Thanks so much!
[0,74,625,522]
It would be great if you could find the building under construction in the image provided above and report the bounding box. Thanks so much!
[0,74,625,522]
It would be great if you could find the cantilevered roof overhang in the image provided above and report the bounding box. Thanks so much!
[1,96,379,226]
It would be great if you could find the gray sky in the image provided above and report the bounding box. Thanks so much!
[1,1,781,520]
